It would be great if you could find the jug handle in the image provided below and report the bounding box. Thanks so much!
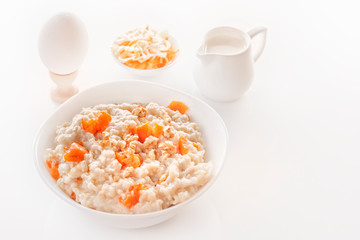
[248,26,267,62]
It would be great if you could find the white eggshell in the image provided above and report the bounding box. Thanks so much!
[38,12,88,74]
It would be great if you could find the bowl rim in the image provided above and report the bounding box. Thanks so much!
[34,80,228,218]
[111,34,180,73]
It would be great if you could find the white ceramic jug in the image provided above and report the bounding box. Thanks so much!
[193,26,267,102]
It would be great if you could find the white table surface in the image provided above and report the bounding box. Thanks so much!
[2,0,360,239]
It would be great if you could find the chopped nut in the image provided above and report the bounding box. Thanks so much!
[144,136,158,149]
[148,149,156,160]
[159,141,176,155]
[132,105,147,118]
[154,149,160,160]
[157,174,168,184]
[129,141,138,151]
[100,132,111,148]
[118,140,127,151]
[113,175,120,182]
[163,126,175,138]
[147,149,160,161]
[161,152,170,160]
[122,147,135,156]
[124,133,139,143]
[123,167,134,178]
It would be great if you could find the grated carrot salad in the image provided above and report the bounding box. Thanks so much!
[111,26,179,70]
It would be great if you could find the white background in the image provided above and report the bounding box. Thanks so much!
[1,0,360,239]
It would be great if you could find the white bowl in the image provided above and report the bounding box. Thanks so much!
[34,80,228,228]
[111,35,179,77]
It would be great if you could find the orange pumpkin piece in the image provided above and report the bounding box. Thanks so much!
[50,167,60,180]
[64,142,89,162]
[46,158,60,180]
[131,122,163,142]
[152,123,163,138]
[70,192,76,200]
[167,101,188,114]
[178,136,189,155]
[119,184,146,209]
[82,111,112,135]
[96,111,112,133]
[45,159,53,169]
[81,118,97,134]
[193,142,200,150]
[132,122,152,143]
[115,152,142,169]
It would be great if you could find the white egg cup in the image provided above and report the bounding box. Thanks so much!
[49,70,79,103]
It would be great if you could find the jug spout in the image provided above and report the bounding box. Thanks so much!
[196,44,208,58]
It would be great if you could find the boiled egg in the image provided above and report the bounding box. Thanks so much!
[38,12,88,75]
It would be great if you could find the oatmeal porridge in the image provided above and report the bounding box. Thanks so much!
[45,101,213,214]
